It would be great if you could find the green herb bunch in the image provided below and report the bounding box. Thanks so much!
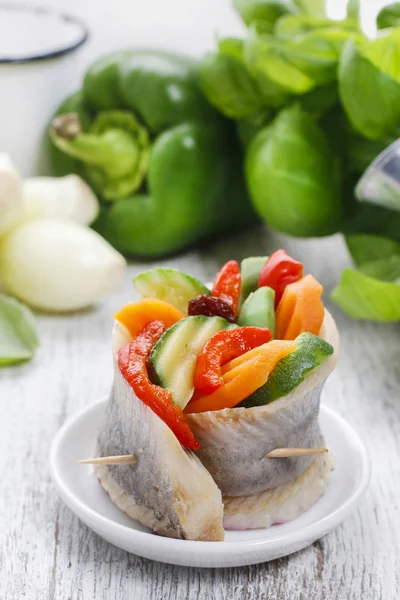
[199,0,400,321]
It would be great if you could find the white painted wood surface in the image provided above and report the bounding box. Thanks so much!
[1,228,399,599]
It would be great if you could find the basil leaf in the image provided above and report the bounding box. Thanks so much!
[346,133,396,173]
[256,17,364,92]
[360,255,400,282]
[377,3,400,30]
[346,234,400,266]
[339,34,400,140]
[281,28,363,86]
[0,294,39,366]
[299,81,338,117]
[233,0,292,29]
[342,201,400,242]
[361,28,400,80]
[217,37,244,59]
[244,25,316,98]
[319,105,348,162]
[246,104,342,237]
[236,107,273,147]
[199,42,264,118]
[332,268,400,321]
[346,0,360,22]
[293,0,326,18]
[275,15,358,41]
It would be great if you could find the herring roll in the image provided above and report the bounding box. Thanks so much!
[92,249,339,540]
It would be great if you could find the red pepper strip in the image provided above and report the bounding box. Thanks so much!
[258,249,304,308]
[212,260,241,316]
[118,321,199,450]
[193,326,272,394]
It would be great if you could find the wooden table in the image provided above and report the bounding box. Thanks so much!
[2,228,399,600]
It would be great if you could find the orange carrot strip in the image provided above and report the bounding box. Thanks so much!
[185,340,296,413]
[114,299,185,339]
[221,341,273,373]
[275,275,324,340]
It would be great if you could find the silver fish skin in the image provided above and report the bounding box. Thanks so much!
[95,365,224,541]
[186,310,339,497]
[223,452,334,530]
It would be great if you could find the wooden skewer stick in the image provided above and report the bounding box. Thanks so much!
[78,448,328,465]
[264,448,328,459]
[77,455,137,465]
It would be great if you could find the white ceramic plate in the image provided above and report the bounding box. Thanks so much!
[50,399,371,568]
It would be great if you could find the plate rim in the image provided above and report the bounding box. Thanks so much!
[49,398,371,557]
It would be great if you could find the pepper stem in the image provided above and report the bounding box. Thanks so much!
[50,111,150,201]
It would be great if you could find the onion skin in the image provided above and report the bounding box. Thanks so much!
[0,154,23,236]
[0,219,126,312]
[21,174,99,226]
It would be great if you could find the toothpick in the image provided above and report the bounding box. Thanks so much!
[78,447,328,465]
[77,455,137,465]
[264,448,328,459]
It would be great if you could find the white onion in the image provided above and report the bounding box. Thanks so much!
[22,174,99,225]
[0,154,23,236]
[0,219,126,312]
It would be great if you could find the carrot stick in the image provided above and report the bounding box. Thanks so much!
[114,299,185,339]
[275,275,324,340]
[185,340,296,413]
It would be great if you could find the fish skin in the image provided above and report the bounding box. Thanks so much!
[186,310,339,497]
[223,452,334,530]
[95,365,225,541]
[186,384,323,496]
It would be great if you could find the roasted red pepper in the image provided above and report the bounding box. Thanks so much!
[258,250,304,308]
[118,321,199,450]
[211,260,241,316]
[193,326,272,394]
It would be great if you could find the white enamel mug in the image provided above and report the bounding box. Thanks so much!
[0,4,88,176]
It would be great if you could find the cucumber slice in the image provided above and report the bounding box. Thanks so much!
[150,315,233,410]
[238,286,275,335]
[239,332,333,408]
[133,268,210,313]
[239,256,267,306]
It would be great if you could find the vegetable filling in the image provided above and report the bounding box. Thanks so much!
[116,250,333,448]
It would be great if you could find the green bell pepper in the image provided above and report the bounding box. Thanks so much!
[49,50,258,258]
[49,91,92,179]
